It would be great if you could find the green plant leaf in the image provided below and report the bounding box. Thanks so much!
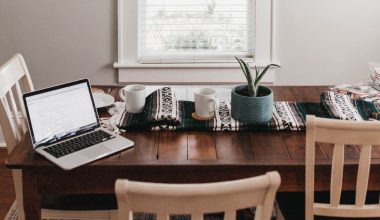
[240,59,255,96]
[254,64,280,87]
[255,66,259,81]
[235,57,280,96]
[241,60,253,82]
[235,57,249,80]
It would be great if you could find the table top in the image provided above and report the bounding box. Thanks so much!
[6,86,380,192]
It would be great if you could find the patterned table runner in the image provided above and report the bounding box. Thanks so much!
[104,88,380,132]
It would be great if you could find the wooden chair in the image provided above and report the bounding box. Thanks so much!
[305,115,380,219]
[115,171,281,220]
[0,54,117,220]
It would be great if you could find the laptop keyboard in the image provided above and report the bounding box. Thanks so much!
[43,130,115,158]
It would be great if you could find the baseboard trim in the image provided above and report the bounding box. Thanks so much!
[0,142,6,148]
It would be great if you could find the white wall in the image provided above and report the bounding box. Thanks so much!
[276,0,380,85]
[1,0,380,88]
[0,0,118,89]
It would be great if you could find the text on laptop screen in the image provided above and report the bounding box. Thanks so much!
[25,82,98,147]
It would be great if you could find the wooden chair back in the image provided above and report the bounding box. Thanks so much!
[115,171,280,220]
[0,53,34,220]
[305,115,380,219]
[0,53,34,154]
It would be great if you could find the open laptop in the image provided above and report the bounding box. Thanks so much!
[23,79,134,170]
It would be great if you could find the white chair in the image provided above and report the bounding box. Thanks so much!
[115,171,281,220]
[305,115,380,219]
[0,54,117,220]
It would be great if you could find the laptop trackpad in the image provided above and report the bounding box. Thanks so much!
[80,145,112,159]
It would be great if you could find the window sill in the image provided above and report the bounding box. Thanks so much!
[114,61,280,84]
[113,62,280,69]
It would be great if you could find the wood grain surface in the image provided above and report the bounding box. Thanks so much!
[6,86,380,220]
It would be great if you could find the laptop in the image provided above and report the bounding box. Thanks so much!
[23,79,134,170]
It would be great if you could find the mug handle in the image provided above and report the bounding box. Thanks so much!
[209,98,220,114]
[119,89,126,100]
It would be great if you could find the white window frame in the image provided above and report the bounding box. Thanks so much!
[114,0,279,84]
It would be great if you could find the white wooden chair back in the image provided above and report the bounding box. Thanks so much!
[0,53,34,154]
[115,171,280,220]
[0,54,34,220]
[305,115,380,219]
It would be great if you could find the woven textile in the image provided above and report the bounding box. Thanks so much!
[111,90,325,131]
[114,101,320,131]
[320,91,363,121]
[320,91,380,121]
[105,88,380,132]
[145,87,181,126]
[352,99,380,120]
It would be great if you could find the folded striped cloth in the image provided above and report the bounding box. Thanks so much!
[105,87,181,132]
[320,91,363,121]
[320,91,380,121]
[144,87,181,126]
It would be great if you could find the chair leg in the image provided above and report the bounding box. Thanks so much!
[13,169,25,220]
[5,200,18,220]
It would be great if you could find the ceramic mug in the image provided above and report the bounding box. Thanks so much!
[194,88,220,118]
[119,84,146,113]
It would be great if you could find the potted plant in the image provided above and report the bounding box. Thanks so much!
[231,57,280,123]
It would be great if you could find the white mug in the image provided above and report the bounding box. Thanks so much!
[194,88,220,118]
[119,84,146,113]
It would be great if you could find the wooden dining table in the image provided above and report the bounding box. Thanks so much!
[6,86,380,219]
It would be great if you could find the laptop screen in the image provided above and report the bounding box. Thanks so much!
[24,80,99,148]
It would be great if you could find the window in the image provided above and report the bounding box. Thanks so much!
[115,0,277,83]
[138,0,254,63]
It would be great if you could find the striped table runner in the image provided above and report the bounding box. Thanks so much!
[103,88,380,132]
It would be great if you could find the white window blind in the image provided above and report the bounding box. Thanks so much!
[138,0,255,63]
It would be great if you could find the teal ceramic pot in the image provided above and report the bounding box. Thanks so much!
[231,85,273,124]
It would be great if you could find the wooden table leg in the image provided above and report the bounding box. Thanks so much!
[22,170,41,220]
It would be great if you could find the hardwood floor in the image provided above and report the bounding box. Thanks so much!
[0,148,15,219]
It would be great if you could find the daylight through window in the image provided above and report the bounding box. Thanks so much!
[138,0,255,63]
